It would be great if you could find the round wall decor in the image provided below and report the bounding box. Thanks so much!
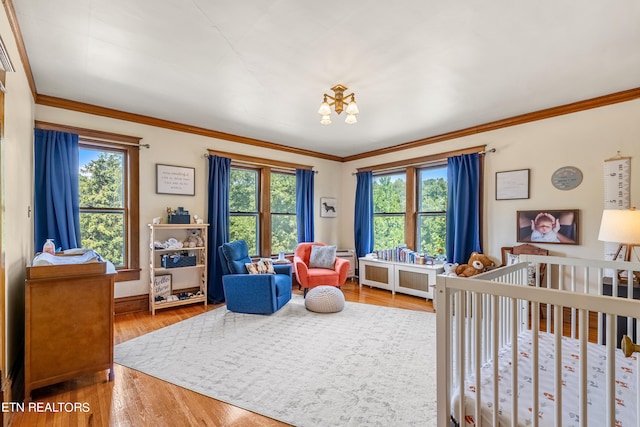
[551,166,583,190]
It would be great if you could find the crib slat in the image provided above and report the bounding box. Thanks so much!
[606,312,615,427]
[637,317,640,427]
[457,291,466,426]
[474,292,482,427]
[554,304,562,427]
[532,304,539,427]
[492,294,499,427]
[579,308,587,427]
[511,297,518,427]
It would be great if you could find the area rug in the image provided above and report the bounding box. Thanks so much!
[114,295,437,426]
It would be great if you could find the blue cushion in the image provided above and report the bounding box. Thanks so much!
[221,240,251,274]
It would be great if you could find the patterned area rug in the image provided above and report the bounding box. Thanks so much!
[114,295,437,426]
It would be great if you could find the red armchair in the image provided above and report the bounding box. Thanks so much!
[293,242,350,296]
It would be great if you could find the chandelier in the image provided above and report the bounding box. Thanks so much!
[317,84,359,125]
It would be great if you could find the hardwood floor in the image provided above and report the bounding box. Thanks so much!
[9,280,434,427]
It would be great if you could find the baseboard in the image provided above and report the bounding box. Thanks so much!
[114,294,149,315]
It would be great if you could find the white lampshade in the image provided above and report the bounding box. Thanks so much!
[345,100,359,115]
[318,101,331,116]
[320,114,332,125]
[598,209,640,244]
[345,114,357,124]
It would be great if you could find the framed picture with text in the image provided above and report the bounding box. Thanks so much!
[153,274,172,299]
[156,164,195,196]
[496,169,529,200]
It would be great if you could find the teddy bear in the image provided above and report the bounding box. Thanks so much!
[183,228,204,248]
[442,262,459,277]
[455,252,495,277]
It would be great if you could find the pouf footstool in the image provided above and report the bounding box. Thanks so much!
[304,286,345,313]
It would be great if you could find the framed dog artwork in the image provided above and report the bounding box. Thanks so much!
[320,197,337,218]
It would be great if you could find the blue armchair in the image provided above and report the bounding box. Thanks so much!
[218,240,292,314]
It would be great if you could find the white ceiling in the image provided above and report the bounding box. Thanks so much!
[12,1,640,158]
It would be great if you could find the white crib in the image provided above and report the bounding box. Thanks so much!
[435,256,640,427]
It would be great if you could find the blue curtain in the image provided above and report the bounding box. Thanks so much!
[34,129,81,251]
[446,153,481,264]
[295,169,314,242]
[354,171,374,258]
[207,155,231,304]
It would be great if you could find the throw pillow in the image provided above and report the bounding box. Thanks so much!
[506,253,519,265]
[260,259,276,274]
[245,260,276,274]
[309,245,337,269]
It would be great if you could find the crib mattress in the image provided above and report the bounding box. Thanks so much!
[454,330,638,427]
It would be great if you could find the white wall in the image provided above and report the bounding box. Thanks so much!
[2,8,37,378]
[340,99,640,264]
[34,105,344,297]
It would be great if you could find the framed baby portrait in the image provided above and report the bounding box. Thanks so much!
[516,210,579,245]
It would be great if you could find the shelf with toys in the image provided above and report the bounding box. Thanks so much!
[148,222,209,315]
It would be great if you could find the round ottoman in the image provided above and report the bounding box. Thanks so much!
[304,286,345,313]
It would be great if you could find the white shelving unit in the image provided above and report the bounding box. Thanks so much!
[148,223,209,315]
[358,257,443,300]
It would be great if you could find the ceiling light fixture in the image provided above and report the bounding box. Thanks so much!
[318,84,359,125]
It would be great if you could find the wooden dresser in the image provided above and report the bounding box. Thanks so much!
[25,261,116,401]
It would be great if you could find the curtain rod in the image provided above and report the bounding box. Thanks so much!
[203,150,314,171]
[81,137,150,149]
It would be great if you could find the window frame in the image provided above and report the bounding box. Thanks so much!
[415,163,448,256]
[229,166,261,257]
[78,144,128,267]
[35,121,141,282]
[372,171,407,250]
[269,170,297,254]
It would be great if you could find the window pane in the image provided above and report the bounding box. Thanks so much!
[272,214,297,253]
[417,214,446,257]
[230,215,258,255]
[79,148,124,208]
[80,212,124,266]
[418,166,447,211]
[230,169,258,212]
[373,173,406,213]
[271,172,296,213]
[373,215,405,249]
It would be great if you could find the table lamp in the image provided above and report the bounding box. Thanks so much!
[598,208,640,282]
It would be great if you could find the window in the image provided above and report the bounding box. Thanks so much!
[270,172,297,253]
[373,172,406,249]
[75,132,140,282]
[229,168,259,256]
[416,165,447,257]
[79,147,126,266]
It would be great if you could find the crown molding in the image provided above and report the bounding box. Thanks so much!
[342,87,640,162]
[33,86,640,164]
[35,94,343,162]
